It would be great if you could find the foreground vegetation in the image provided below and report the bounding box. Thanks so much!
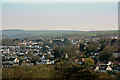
[2,60,120,80]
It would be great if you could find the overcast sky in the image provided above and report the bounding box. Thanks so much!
[2,2,118,31]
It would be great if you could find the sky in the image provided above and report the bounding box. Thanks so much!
[1,0,119,2]
[1,2,118,31]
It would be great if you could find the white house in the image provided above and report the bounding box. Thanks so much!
[106,66,112,71]
[107,61,112,66]
[13,58,19,63]
[41,55,45,59]
[95,66,99,71]
[65,53,69,58]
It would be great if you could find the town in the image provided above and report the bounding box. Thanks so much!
[1,32,120,74]
[1,1,119,79]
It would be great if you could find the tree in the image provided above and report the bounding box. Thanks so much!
[79,43,85,52]
[60,64,99,80]
[2,38,13,46]
[85,58,95,66]
[42,45,48,52]
[26,50,33,57]
[31,58,36,65]
[63,39,72,46]
[111,39,117,45]
[13,38,21,46]
[99,43,105,51]
[53,47,61,58]
[86,42,99,53]
[52,40,62,46]
[61,46,77,58]
[99,45,114,62]
[24,37,29,41]
[36,39,43,42]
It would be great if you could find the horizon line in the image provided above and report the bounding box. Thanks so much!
[1,28,119,32]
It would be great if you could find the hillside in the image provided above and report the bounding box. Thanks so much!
[1,29,118,39]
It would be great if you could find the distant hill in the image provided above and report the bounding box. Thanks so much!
[2,29,23,31]
[1,29,82,39]
[1,29,118,39]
